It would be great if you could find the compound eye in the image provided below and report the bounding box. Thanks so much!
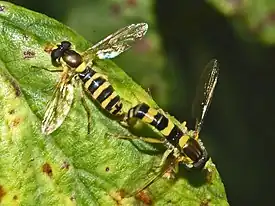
[60,41,71,50]
[51,48,63,66]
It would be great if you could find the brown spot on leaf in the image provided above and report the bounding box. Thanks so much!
[0,5,5,12]
[205,169,213,184]
[118,189,126,199]
[23,34,29,41]
[110,3,121,16]
[13,195,18,200]
[105,167,110,172]
[23,50,35,59]
[42,163,53,177]
[70,193,76,201]
[135,190,152,205]
[11,117,21,127]
[8,109,15,114]
[200,198,210,206]
[109,189,126,205]
[0,185,6,202]
[44,44,54,54]
[9,79,21,97]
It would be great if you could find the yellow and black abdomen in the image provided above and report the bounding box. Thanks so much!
[127,103,183,147]
[127,103,209,169]
[79,66,123,116]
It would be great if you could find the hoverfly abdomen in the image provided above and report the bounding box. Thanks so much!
[78,67,96,83]
[128,103,182,147]
[127,102,209,169]
[79,66,123,116]
[127,103,148,120]
[166,125,184,147]
[108,99,123,115]
[96,85,113,103]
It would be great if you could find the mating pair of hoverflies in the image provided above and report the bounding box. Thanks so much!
[42,22,219,191]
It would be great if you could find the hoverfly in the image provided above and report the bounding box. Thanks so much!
[123,59,219,193]
[42,23,148,135]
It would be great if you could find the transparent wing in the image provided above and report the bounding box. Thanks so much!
[41,70,75,135]
[84,23,148,59]
[192,59,219,134]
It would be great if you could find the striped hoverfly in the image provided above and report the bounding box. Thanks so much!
[42,23,148,135]
[121,59,219,193]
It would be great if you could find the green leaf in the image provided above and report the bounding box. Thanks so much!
[0,1,228,206]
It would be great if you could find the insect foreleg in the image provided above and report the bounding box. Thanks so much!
[31,65,63,72]
[80,83,92,134]
[111,132,165,144]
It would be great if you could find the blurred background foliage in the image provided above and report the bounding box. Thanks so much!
[6,0,275,205]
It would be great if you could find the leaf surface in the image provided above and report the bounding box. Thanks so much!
[0,2,228,205]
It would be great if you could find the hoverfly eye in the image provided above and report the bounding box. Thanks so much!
[51,48,63,59]
[60,41,72,50]
[51,49,63,66]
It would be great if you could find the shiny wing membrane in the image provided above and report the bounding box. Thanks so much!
[41,69,75,135]
[84,23,148,59]
[192,59,219,133]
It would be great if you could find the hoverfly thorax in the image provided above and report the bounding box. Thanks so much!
[63,50,83,68]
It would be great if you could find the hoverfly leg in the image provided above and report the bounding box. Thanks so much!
[31,65,63,72]
[129,157,176,198]
[80,84,92,134]
[111,133,165,144]
[181,121,187,129]
[158,148,174,170]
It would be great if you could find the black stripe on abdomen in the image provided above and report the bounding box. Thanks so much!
[111,102,123,115]
[78,66,96,83]
[166,125,184,146]
[135,103,149,119]
[96,85,113,103]
[87,77,106,94]
[127,103,149,121]
[151,112,168,131]
[105,95,120,111]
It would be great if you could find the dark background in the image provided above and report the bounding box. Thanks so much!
[7,0,275,205]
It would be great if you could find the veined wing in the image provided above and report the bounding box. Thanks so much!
[192,59,219,134]
[84,23,148,59]
[41,69,75,135]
